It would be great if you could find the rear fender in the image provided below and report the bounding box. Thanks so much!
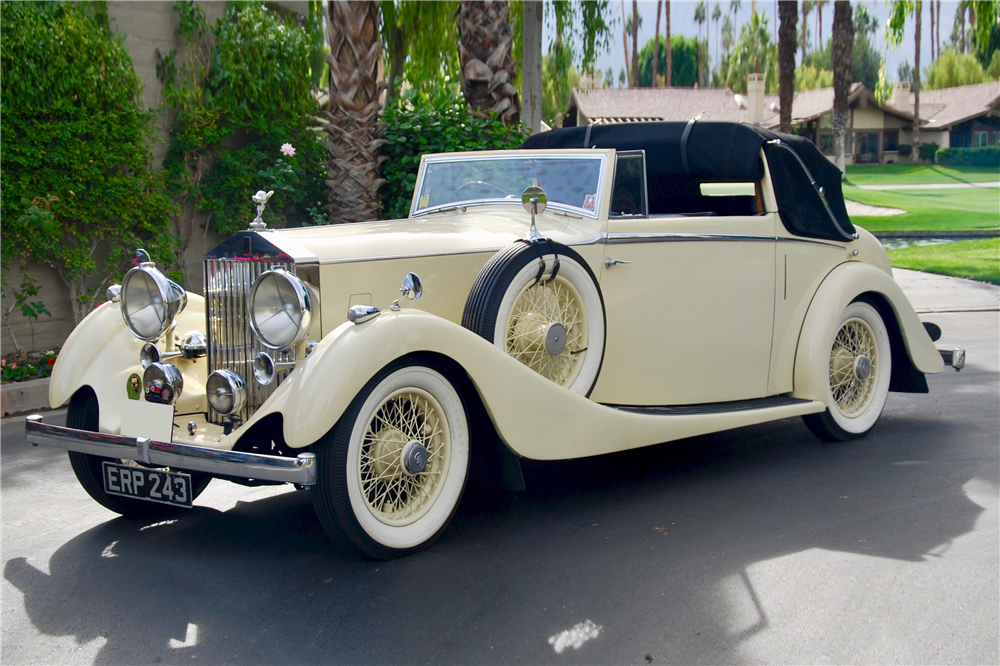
[792,262,944,403]
[50,297,208,432]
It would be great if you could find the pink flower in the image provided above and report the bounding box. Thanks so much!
[1,359,5,368]
[280,143,296,157]
[10,363,17,369]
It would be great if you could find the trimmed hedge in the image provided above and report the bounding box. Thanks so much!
[935,145,1000,167]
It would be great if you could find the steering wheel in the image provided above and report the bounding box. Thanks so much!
[456,180,508,199]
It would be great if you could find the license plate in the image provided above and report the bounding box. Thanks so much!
[102,462,193,508]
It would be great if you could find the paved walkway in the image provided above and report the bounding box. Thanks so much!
[894,268,1000,313]
[856,181,1000,191]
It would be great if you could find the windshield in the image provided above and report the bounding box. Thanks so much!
[413,155,605,217]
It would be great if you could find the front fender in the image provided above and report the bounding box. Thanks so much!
[792,262,944,403]
[49,297,208,432]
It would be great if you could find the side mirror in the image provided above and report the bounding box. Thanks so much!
[399,272,422,302]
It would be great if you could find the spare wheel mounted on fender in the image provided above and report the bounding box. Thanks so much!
[462,241,606,396]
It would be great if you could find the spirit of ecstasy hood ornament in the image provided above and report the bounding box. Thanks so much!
[249,190,275,231]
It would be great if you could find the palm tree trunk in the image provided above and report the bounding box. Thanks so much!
[666,1,672,86]
[801,1,809,62]
[778,1,797,133]
[929,0,935,61]
[323,0,386,224]
[457,1,520,125]
[621,1,631,87]
[913,0,922,159]
[631,0,640,87]
[654,0,662,87]
[832,0,853,173]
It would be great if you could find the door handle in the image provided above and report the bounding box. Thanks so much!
[605,257,633,268]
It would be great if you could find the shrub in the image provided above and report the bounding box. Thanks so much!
[935,146,1000,167]
[918,141,940,162]
[380,83,530,220]
[1,2,176,323]
[158,1,326,241]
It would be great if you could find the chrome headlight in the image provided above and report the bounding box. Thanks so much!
[207,369,247,416]
[248,269,313,350]
[121,264,187,341]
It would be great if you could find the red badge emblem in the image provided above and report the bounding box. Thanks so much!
[583,194,596,210]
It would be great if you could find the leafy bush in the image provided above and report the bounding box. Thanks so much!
[1,2,176,323]
[918,141,940,162]
[380,84,530,220]
[158,1,326,240]
[936,146,1000,167]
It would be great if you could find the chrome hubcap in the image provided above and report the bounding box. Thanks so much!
[854,356,872,381]
[401,440,428,476]
[544,322,568,356]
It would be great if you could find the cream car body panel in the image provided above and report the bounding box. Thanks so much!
[592,213,777,405]
[49,296,210,432]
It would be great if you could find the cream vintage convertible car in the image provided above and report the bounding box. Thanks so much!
[26,121,965,559]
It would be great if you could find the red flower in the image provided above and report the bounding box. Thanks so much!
[48,358,56,366]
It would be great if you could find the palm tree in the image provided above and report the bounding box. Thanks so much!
[323,0,385,224]
[653,0,662,86]
[832,0,853,173]
[456,0,520,125]
[815,0,828,50]
[801,0,813,62]
[722,13,734,56]
[621,1,631,87]
[913,0,922,156]
[631,0,640,87]
[695,0,707,86]
[730,0,742,32]
[778,0,797,132]
[666,0,673,86]
[713,2,723,72]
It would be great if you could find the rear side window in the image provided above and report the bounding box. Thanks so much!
[610,151,648,217]
[647,175,762,217]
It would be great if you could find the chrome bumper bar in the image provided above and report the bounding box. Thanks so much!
[939,348,966,372]
[24,415,316,486]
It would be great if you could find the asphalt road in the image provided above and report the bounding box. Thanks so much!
[2,287,997,664]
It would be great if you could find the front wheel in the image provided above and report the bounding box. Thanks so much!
[803,300,892,441]
[311,361,470,559]
[66,389,211,518]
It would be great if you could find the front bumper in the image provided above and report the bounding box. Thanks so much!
[24,415,316,486]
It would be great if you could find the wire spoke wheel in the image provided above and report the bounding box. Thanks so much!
[829,318,879,416]
[503,274,589,389]
[463,242,605,396]
[803,299,892,442]
[358,388,451,526]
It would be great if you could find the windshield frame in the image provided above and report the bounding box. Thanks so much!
[410,152,610,220]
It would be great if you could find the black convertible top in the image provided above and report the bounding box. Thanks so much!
[520,121,856,242]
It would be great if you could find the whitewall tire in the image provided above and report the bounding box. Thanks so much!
[803,300,892,441]
[463,242,605,396]
[312,361,470,559]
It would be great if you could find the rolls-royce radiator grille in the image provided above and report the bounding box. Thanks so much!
[204,258,295,424]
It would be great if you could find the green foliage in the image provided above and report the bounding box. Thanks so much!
[381,1,460,100]
[936,146,1000,166]
[887,237,1000,285]
[380,84,530,220]
[802,7,881,92]
[638,35,701,87]
[157,1,324,240]
[925,48,996,89]
[918,141,940,162]
[1,2,177,322]
[542,53,580,127]
[1,269,51,356]
[795,64,833,90]
[717,11,777,93]
[989,50,1000,78]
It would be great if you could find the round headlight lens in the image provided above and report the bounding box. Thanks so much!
[206,369,247,416]
[121,265,187,341]
[249,269,313,350]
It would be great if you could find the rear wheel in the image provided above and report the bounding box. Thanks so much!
[312,360,470,559]
[67,389,211,518]
[803,300,892,442]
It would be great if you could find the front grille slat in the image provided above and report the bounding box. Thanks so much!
[204,257,296,424]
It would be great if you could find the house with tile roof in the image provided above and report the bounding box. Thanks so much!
[564,79,999,166]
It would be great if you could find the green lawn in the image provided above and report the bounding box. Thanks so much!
[845,185,1000,233]
[844,163,1000,186]
[887,238,1000,284]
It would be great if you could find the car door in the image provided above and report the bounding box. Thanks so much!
[589,152,778,406]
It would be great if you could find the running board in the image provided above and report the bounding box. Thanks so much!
[606,395,813,416]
